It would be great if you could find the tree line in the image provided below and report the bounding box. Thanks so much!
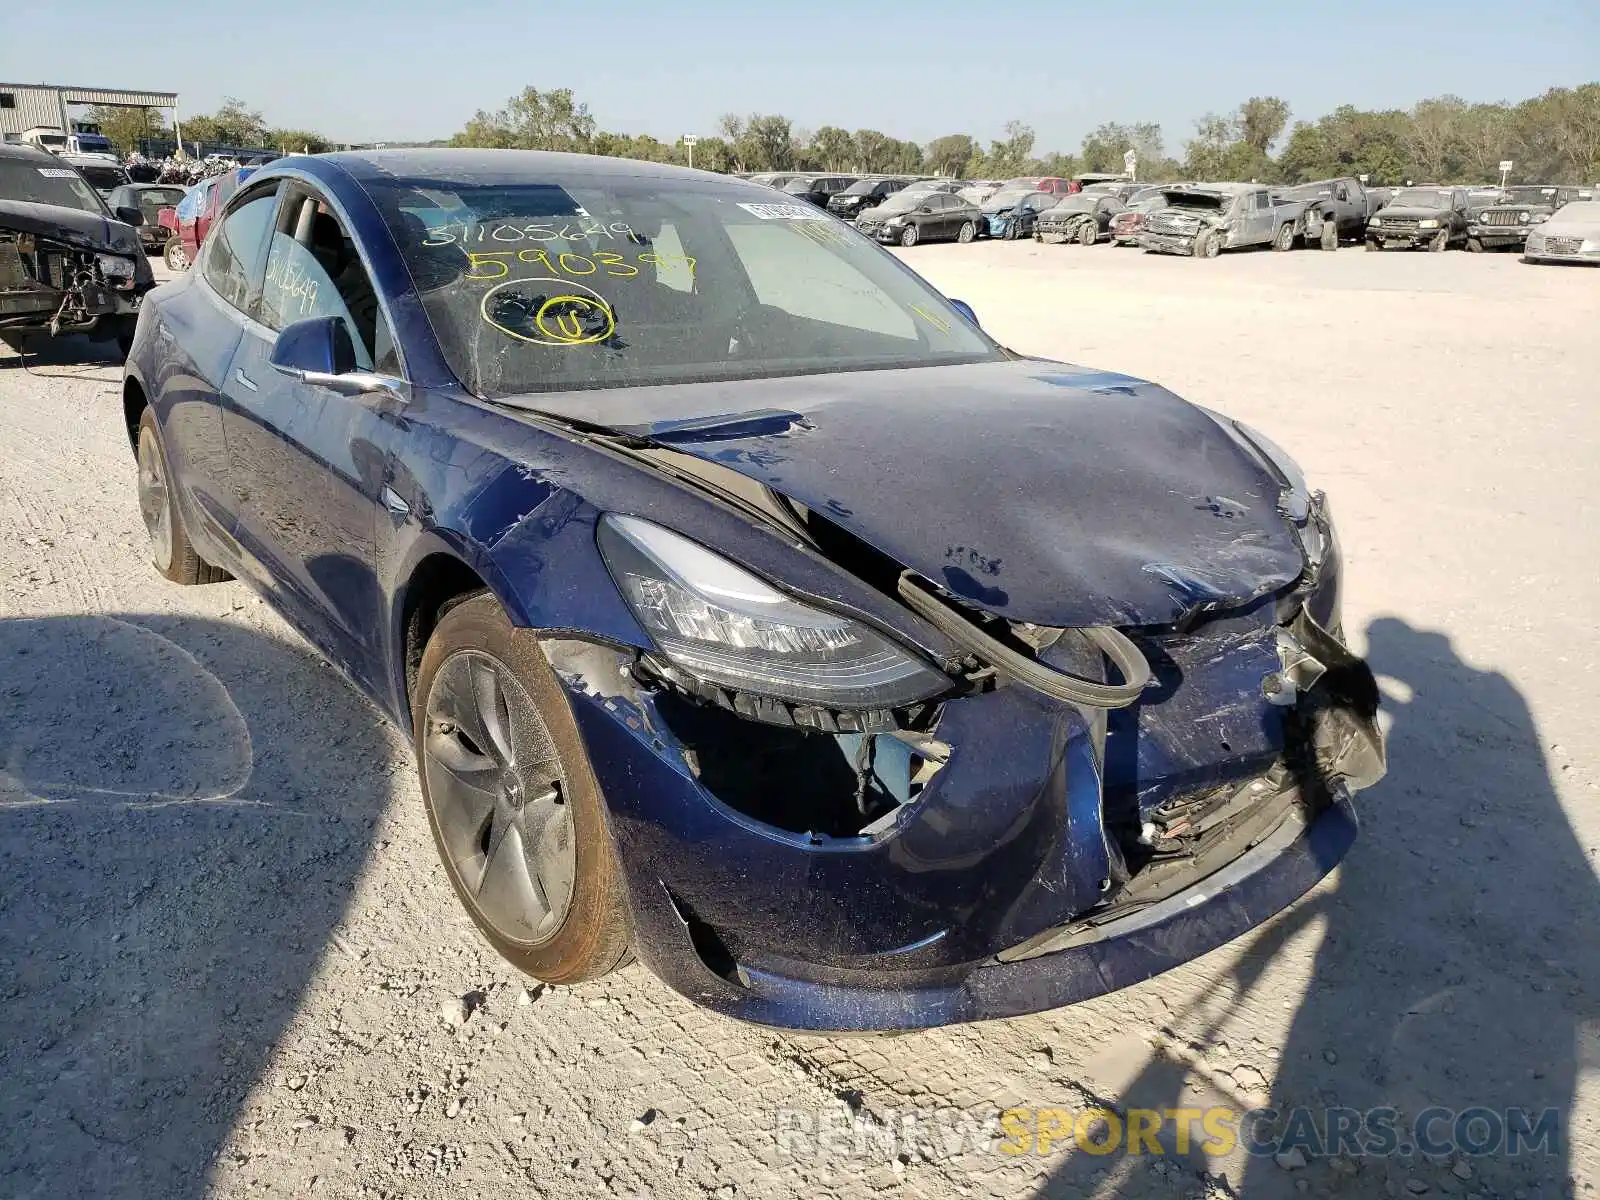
[86,83,1600,185]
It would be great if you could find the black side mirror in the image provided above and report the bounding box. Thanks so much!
[115,205,144,226]
[269,316,399,398]
[947,299,979,327]
[918,205,932,214]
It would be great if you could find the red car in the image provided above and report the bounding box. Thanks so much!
[161,168,255,271]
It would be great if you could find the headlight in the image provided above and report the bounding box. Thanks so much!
[1368,217,1382,226]
[1531,213,1548,223]
[97,253,135,279]
[1418,219,1439,229]
[598,515,949,710]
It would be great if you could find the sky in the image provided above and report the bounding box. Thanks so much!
[5,0,1596,154]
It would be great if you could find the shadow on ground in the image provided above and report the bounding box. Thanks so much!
[0,612,397,1200]
[0,330,125,374]
[1035,615,1599,1199]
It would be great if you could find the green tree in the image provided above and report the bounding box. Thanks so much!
[268,129,332,154]
[450,87,596,152]
[1080,121,1164,174]
[809,126,856,171]
[84,105,167,154]
[735,114,795,171]
[1406,96,1468,181]
[1235,96,1291,154]
[925,133,977,177]
[985,120,1036,177]
[852,129,894,172]
[184,97,270,148]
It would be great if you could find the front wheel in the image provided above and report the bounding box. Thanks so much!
[1077,220,1097,247]
[415,594,633,983]
[163,238,189,272]
[1320,221,1338,251]
[1467,237,1484,253]
[1428,229,1450,252]
[957,220,976,244]
[1195,230,1220,258]
[1272,222,1296,252]
[899,224,919,248]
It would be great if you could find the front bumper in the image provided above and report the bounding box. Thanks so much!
[1467,223,1531,247]
[1366,227,1441,247]
[856,222,904,244]
[1139,231,1200,256]
[1,240,148,336]
[984,215,1009,237]
[544,552,1383,1030]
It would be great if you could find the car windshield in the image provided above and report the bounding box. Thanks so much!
[363,173,1000,397]
[0,159,106,214]
[1168,191,1231,212]
[842,179,884,196]
[782,178,818,194]
[78,165,129,192]
[1503,186,1560,205]
[1391,189,1451,207]
[873,192,924,214]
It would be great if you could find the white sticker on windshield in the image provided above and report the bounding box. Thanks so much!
[38,168,77,178]
[737,202,827,221]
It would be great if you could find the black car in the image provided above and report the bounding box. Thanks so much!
[827,176,909,220]
[1035,188,1127,245]
[1467,184,1581,252]
[1365,186,1470,251]
[782,174,858,208]
[855,189,982,246]
[106,183,189,253]
[0,144,155,355]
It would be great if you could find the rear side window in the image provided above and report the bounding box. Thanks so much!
[200,188,278,313]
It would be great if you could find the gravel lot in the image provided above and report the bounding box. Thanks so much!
[1,245,1596,1200]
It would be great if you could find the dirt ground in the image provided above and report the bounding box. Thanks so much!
[1,244,1596,1200]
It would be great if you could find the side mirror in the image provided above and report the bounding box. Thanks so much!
[115,205,144,226]
[269,316,400,398]
[947,299,979,328]
[918,205,933,214]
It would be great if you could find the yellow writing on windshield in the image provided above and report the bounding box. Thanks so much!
[462,248,695,284]
[479,278,617,347]
[423,220,639,247]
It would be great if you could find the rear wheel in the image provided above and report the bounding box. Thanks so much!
[1272,222,1295,252]
[957,220,976,243]
[415,594,633,983]
[899,224,919,248]
[1195,230,1220,258]
[136,407,229,585]
[163,238,189,272]
[1077,220,1097,247]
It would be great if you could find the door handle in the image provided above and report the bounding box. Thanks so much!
[233,367,258,392]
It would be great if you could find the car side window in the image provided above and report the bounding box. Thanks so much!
[199,187,279,313]
[257,192,399,375]
[1254,192,1271,210]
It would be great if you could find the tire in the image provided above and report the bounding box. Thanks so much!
[1428,229,1449,253]
[899,224,918,248]
[136,407,229,585]
[1467,237,1483,253]
[1272,222,1295,252]
[1320,221,1338,251]
[1365,239,1382,251]
[414,593,633,984]
[957,220,975,244]
[1077,220,1097,247]
[163,238,189,271]
[1195,230,1220,258]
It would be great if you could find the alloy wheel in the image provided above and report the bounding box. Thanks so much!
[137,430,173,570]
[423,650,576,946]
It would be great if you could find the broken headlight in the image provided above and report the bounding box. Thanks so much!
[598,514,949,710]
[96,253,135,280]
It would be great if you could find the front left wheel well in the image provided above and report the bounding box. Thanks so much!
[122,377,148,456]
[401,553,491,711]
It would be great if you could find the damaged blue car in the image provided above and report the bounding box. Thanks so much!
[122,150,1384,1032]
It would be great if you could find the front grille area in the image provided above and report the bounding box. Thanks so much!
[1379,219,1419,234]
[1482,209,1526,227]
[1146,211,1201,236]
[1542,236,1582,256]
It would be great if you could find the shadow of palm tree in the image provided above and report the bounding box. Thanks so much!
[1032,615,1598,1198]
[0,612,397,1200]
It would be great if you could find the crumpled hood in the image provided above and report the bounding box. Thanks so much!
[0,198,140,256]
[1374,204,1449,221]
[520,359,1306,628]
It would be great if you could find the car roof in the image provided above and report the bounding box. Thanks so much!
[318,148,735,188]
[0,142,59,164]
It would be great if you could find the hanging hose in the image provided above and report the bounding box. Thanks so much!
[897,570,1152,709]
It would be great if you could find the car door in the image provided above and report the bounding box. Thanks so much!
[1246,190,1275,243]
[1451,189,1469,236]
[218,184,401,694]
[163,179,281,553]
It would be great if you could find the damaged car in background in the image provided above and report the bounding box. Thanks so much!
[1139,183,1305,257]
[1467,184,1580,253]
[1035,185,1129,245]
[0,143,155,355]
[123,150,1385,1031]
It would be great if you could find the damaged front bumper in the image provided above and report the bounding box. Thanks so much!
[0,229,147,340]
[543,525,1384,1031]
[1138,231,1203,256]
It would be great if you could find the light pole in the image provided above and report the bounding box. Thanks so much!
[683,134,699,170]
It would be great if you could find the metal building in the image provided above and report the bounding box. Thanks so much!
[0,81,178,141]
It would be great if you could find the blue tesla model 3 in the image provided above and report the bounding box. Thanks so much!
[122,150,1383,1032]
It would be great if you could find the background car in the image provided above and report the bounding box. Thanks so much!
[121,148,1382,1033]
[1469,184,1581,253]
[1522,199,1600,264]
[981,187,1055,239]
[782,174,858,207]
[165,166,256,271]
[855,189,981,245]
[1110,184,1173,245]
[1366,186,1470,251]
[63,155,131,199]
[826,176,908,220]
[1035,188,1127,245]
[106,183,190,254]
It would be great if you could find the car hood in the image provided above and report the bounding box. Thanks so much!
[0,198,141,256]
[1375,205,1448,220]
[516,359,1306,627]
